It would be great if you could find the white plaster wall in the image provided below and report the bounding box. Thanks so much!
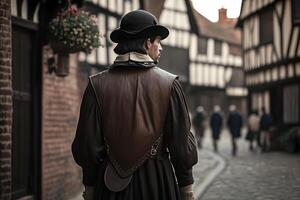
[289,27,299,58]
[11,0,17,16]
[21,0,28,19]
[283,0,292,58]
[189,34,198,61]
[97,14,107,65]
[207,39,214,62]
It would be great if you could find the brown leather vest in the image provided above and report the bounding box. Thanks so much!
[90,66,177,177]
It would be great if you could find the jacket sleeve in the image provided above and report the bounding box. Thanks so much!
[165,79,198,187]
[71,82,104,186]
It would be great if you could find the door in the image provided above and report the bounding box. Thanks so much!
[270,86,282,125]
[12,23,41,200]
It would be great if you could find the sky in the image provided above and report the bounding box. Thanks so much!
[191,0,243,22]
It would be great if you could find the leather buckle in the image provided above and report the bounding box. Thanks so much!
[150,146,157,156]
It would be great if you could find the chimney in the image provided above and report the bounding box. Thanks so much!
[218,8,227,23]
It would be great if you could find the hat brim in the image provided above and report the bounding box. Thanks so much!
[110,25,169,43]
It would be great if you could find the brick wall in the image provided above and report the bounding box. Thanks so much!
[0,0,12,199]
[42,47,87,200]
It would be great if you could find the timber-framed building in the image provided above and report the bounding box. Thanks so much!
[189,7,246,114]
[237,0,300,127]
[146,0,246,115]
[1,0,143,199]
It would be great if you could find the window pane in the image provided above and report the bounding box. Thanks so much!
[214,40,222,56]
[292,0,300,24]
[260,7,273,44]
[198,37,207,54]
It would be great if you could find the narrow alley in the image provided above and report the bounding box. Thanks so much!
[193,129,300,200]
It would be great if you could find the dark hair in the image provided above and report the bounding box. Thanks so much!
[113,36,157,55]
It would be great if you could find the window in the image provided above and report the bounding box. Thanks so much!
[214,40,222,56]
[260,7,273,44]
[292,0,300,24]
[229,44,241,56]
[283,85,299,123]
[251,91,270,114]
[198,37,207,54]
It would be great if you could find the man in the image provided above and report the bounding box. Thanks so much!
[72,10,197,200]
[259,107,273,152]
[227,105,243,156]
[192,106,206,149]
[210,105,223,152]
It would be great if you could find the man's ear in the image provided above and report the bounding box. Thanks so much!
[145,39,151,50]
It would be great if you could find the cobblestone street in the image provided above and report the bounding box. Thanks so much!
[194,129,300,200]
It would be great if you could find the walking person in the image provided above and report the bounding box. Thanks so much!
[71,10,197,200]
[192,106,206,149]
[210,105,223,152]
[259,107,273,152]
[227,105,243,156]
[246,110,260,151]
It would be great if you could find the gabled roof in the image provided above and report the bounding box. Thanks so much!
[142,0,166,19]
[236,0,245,28]
[192,9,241,45]
[184,0,200,35]
[143,0,199,35]
[219,18,238,28]
[143,0,240,45]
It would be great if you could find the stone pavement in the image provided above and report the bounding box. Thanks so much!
[69,128,300,200]
[197,128,300,200]
[193,148,225,198]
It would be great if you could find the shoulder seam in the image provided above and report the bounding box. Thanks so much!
[89,69,108,79]
[153,66,178,79]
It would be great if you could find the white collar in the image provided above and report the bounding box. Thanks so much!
[114,52,154,63]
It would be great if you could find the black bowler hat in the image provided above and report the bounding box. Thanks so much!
[110,10,169,43]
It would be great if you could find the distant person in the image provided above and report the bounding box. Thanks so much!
[260,107,273,152]
[192,106,206,149]
[227,105,243,156]
[210,105,223,152]
[246,110,260,151]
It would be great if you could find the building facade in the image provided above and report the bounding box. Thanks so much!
[237,0,300,127]
[0,0,12,199]
[2,0,87,199]
[0,0,142,199]
[0,0,249,199]
[145,0,246,115]
[79,0,142,75]
[189,7,246,115]
[153,0,196,83]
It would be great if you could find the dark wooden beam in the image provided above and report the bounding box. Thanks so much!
[245,57,300,74]
[12,16,38,30]
[84,1,122,19]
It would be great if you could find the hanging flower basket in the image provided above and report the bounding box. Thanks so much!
[49,39,83,54]
[49,5,102,54]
